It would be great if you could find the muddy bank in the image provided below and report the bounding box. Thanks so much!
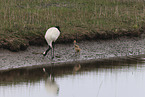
[0,27,145,52]
[0,54,145,82]
[0,36,145,71]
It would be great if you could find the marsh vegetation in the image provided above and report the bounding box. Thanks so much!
[0,0,145,51]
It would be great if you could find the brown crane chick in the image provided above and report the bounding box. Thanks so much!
[74,40,81,54]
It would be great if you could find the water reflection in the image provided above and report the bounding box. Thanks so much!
[0,55,145,97]
[73,64,81,74]
[44,76,59,97]
[43,68,59,96]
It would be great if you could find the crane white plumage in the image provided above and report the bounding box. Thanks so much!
[43,26,61,59]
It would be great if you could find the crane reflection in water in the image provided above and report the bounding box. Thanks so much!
[43,68,59,96]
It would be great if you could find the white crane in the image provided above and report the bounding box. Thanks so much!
[43,26,61,59]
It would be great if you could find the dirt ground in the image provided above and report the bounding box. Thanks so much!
[0,35,145,71]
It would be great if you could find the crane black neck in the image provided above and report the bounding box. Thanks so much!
[55,26,61,32]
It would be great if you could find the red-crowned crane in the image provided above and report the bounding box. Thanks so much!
[43,26,61,59]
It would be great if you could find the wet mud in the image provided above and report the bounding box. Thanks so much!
[0,36,145,71]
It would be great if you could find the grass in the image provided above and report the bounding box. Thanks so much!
[0,0,145,51]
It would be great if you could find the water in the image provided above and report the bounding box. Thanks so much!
[0,55,145,97]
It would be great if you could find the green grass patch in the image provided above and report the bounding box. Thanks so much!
[0,0,145,51]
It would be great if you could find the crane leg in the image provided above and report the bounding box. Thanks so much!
[51,43,55,59]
